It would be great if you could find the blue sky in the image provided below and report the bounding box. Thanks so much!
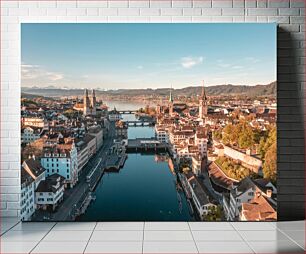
[21,23,276,89]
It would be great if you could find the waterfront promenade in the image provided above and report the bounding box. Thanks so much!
[32,123,116,221]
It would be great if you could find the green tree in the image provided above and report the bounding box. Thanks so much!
[213,129,222,141]
[222,124,235,145]
[258,126,276,160]
[237,122,255,149]
[63,109,78,118]
[258,137,266,159]
[263,142,277,183]
[202,206,223,221]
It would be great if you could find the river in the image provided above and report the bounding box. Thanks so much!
[78,103,195,221]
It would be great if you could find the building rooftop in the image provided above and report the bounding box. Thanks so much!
[36,174,65,193]
[22,158,46,179]
[207,162,236,190]
[21,167,34,187]
[187,173,213,206]
[232,177,256,197]
[241,192,277,221]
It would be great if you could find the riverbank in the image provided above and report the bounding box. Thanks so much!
[78,152,195,221]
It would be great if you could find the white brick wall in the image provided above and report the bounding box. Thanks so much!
[0,0,305,218]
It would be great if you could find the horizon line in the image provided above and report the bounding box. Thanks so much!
[21,81,276,91]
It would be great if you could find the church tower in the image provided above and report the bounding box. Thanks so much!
[83,89,91,116]
[91,89,97,116]
[168,85,174,116]
[199,80,208,120]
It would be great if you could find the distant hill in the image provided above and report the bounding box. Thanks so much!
[21,81,276,98]
[21,92,55,100]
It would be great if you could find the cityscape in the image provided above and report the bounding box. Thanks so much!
[21,23,277,221]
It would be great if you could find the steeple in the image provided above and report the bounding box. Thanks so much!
[169,85,173,103]
[168,85,174,116]
[199,80,208,121]
[91,89,97,116]
[201,80,207,101]
[83,89,91,116]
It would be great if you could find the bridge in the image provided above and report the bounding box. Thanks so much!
[123,120,156,127]
[118,110,137,114]
[126,138,168,152]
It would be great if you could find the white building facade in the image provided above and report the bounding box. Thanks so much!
[20,169,35,221]
[21,126,42,144]
[41,143,78,188]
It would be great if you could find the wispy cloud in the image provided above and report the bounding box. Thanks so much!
[22,64,64,82]
[232,65,243,69]
[217,59,231,68]
[181,56,203,69]
[217,60,244,70]
[137,65,143,69]
[245,57,260,64]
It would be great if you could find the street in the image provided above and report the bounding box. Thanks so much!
[33,122,116,221]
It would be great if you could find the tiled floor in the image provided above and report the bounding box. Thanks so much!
[0,218,304,254]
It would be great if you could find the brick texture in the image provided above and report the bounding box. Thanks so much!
[0,0,305,220]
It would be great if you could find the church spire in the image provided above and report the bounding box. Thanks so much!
[199,80,208,121]
[169,85,173,103]
[201,80,207,101]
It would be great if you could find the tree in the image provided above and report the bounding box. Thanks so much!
[258,137,266,159]
[222,124,234,145]
[202,206,223,221]
[263,142,277,183]
[63,109,78,118]
[212,129,222,141]
[237,122,255,149]
[258,126,276,160]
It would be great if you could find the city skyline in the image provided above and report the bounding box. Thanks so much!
[22,23,276,89]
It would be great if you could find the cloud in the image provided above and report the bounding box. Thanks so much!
[232,65,243,69]
[218,63,231,68]
[137,65,143,69]
[21,64,64,82]
[245,57,260,64]
[217,60,244,70]
[46,72,64,81]
[181,56,203,69]
[217,59,231,68]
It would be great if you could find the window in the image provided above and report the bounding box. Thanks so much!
[67,175,70,178]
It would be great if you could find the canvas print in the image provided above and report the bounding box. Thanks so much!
[21,24,277,222]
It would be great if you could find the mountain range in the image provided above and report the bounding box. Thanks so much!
[21,81,276,98]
